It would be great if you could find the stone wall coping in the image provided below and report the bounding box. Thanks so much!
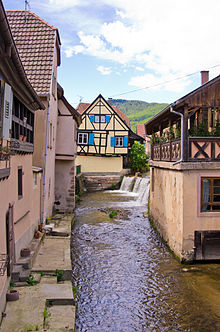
[149,160,220,171]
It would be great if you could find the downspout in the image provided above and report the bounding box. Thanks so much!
[170,104,183,165]
[41,102,50,224]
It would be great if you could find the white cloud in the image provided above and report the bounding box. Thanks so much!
[97,66,112,75]
[36,0,220,93]
[129,73,191,93]
[135,66,144,72]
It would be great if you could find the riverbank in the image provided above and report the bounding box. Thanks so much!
[0,214,75,332]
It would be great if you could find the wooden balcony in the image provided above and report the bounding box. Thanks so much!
[151,137,220,162]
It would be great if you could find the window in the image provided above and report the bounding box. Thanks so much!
[115,137,124,147]
[90,115,109,123]
[78,133,88,145]
[95,115,99,123]
[33,173,37,187]
[201,177,220,212]
[12,97,34,145]
[18,167,23,199]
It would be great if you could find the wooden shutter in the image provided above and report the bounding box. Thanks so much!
[123,136,128,147]
[106,115,110,123]
[111,137,115,147]
[89,133,94,145]
[90,115,95,123]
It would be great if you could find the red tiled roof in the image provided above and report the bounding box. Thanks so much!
[76,103,90,114]
[6,10,60,95]
[136,124,146,138]
[76,102,131,128]
[112,105,130,128]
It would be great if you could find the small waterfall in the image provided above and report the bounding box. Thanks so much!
[136,178,150,205]
[133,177,142,193]
[120,176,150,205]
[120,176,135,192]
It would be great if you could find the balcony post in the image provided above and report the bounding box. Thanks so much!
[183,106,189,161]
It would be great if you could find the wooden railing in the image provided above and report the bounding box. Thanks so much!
[152,139,181,162]
[151,137,220,162]
[189,137,220,161]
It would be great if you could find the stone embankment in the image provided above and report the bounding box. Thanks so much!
[0,214,75,332]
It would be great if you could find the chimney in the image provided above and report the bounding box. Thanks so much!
[108,98,113,106]
[201,71,209,85]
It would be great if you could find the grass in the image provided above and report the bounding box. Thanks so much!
[72,284,78,299]
[55,269,64,282]
[26,274,38,286]
[109,211,118,218]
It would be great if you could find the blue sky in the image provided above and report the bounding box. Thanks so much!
[3,0,220,107]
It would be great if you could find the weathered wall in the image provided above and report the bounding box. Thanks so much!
[149,161,220,261]
[76,155,123,173]
[149,165,184,258]
[0,154,41,320]
[182,168,220,259]
[33,47,58,219]
[55,160,75,212]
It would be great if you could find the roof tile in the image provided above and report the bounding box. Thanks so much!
[6,10,56,95]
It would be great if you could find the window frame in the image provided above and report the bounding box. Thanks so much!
[78,132,88,145]
[18,166,23,199]
[201,177,220,212]
[115,136,124,147]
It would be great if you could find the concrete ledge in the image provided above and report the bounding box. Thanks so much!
[149,160,220,171]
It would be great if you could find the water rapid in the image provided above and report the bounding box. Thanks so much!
[72,180,220,332]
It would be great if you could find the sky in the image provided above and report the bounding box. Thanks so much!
[3,0,220,108]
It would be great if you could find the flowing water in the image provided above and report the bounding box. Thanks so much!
[72,177,220,332]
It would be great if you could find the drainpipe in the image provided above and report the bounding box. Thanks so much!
[41,102,50,224]
[170,104,183,165]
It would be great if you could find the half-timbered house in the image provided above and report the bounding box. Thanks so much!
[76,95,143,190]
[146,71,220,262]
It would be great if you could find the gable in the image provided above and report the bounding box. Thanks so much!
[79,95,130,132]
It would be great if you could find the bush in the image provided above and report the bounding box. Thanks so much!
[129,142,149,172]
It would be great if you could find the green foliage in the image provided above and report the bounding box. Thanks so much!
[27,274,38,286]
[189,123,210,137]
[56,269,64,282]
[213,120,220,137]
[45,217,50,225]
[112,99,168,131]
[72,284,78,299]
[109,211,118,218]
[129,142,148,172]
[9,280,15,289]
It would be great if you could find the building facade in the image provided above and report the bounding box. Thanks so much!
[0,1,44,320]
[146,72,220,261]
[7,10,61,220]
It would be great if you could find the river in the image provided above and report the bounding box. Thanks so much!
[71,183,220,332]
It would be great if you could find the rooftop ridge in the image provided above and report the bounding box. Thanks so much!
[6,10,58,31]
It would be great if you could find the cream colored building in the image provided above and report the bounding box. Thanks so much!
[76,95,143,178]
[146,72,220,261]
[0,1,44,321]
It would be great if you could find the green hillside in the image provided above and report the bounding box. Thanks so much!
[112,99,168,132]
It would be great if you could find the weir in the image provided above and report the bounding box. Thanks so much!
[119,176,150,205]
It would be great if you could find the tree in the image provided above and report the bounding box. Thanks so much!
[129,142,149,173]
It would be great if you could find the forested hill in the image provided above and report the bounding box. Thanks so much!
[112,99,168,132]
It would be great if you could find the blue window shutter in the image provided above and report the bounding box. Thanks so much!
[111,137,115,147]
[89,133,94,145]
[106,115,110,123]
[123,136,128,147]
[90,115,95,123]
